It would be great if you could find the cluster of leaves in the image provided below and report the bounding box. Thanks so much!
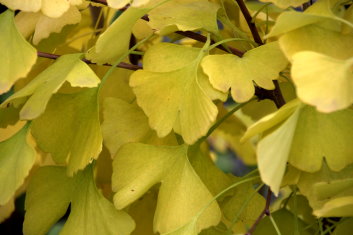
[0,0,353,234]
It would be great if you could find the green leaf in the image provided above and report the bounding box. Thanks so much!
[112,143,221,234]
[253,209,313,235]
[60,165,136,235]
[2,53,100,120]
[0,123,36,205]
[24,165,135,235]
[102,97,176,156]
[86,7,149,65]
[31,88,102,176]
[130,43,226,144]
[24,166,74,235]
[0,10,37,94]
[148,0,220,35]
[201,42,288,103]
[291,51,353,113]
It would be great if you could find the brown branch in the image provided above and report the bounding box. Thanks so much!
[235,0,263,45]
[245,188,272,235]
[37,51,142,71]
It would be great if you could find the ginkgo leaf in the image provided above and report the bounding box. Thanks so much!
[60,165,135,235]
[259,0,308,8]
[112,143,221,234]
[297,163,353,217]
[0,10,37,95]
[148,0,220,35]
[31,88,102,176]
[202,42,288,103]
[291,51,353,113]
[256,107,300,195]
[24,165,135,235]
[2,53,100,120]
[253,209,313,235]
[278,24,353,60]
[244,102,353,194]
[0,0,83,18]
[108,0,150,9]
[102,97,176,156]
[0,123,36,205]
[23,166,75,235]
[86,7,149,65]
[32,6,81,45]
[130,43,226,144]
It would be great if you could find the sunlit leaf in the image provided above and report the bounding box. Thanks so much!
[31,88,102,176]
[2,53,100,120]
[259,0,308,8]
[202,42,288,103]
[0,10,37,95]
[291,51,353,113]
[112,143,221,234]
[0,123,36,205]
[130,43,226,144]
[148,0,220,35]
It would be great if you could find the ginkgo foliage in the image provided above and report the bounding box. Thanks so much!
[0,0,352,234]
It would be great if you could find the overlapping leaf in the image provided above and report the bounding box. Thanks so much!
[130,43,226,144]
[297,163,353,217]
[291,51,353,112]
[31,88,102,176]
[86,7,149,65]
[148,0,220,35]
[102,97,176,156]
[112,143,222,234]
[107,0,150,9]
[0,123,36,205]
[15,6,81,44]
[2,53,100,120]
[0,10,37,95]
[243,100,353,194]
[0,0,83,18]
[259,0,308,8]
[201,42,288,103]
[24,165,135,235]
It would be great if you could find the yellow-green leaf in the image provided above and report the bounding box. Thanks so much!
[60,165,135,235]
[0,0,83,18]
[291,51,353,113]
[0,123,36,205]
[24,165,135,235]
[24,166,74,235]
[102,97,176,156]
[201,42,288,103]
[2,53,100,120]
[0,10,37,94]
[112,143,221,234]
[245,102,353,194]
[107,0,150,9]
[86,7,149,65]
[148,0,220,35]
[259,0,308,8]
[130,43,226,144]
[31,88,102,176]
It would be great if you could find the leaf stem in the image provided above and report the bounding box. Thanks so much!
[37,51,141,71]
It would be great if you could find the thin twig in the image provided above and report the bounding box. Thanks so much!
[245,187,272,235]
[37,51,141,71]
